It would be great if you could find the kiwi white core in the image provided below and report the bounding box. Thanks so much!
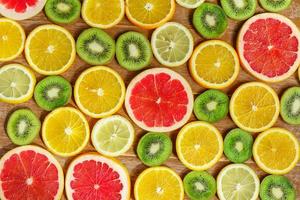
[88,41,104,54]
[291,97,300,115]
[235,141,244,152]
[128,44,140,58]
[149,142,161,155]
[144,3,154,11]
[57,2,71,12]
[47,87,60,99]
[207,101,217,111]
[17,120,28,135]
[205,14,216,27]
[271,187,284,199]
[195,182,205,191]
[232,0,246,8]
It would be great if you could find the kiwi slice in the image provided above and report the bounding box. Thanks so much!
[220,0,256,20]
[194,89,229,123]
[193,3,228,39]
[34,76,72,111]
[259,0,292,12]
[183,171,216,200]
[137,132,172,166]
[260,175,296,200]
[116,31,152,71]
[280,87,300,125]
[76,28,115,65]
[45,0,81,24]
[6,109,41,145]
[224,128,253,163]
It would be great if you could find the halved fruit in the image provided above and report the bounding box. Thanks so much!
[176,0,205,9]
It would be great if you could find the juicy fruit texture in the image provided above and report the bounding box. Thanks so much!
[125,68,193,132]
[0,18,25,61]
[125,0,175,29]
[176,121,223,171]
[260,175,296,200]
[42,107,90,157]
[0,145,64,200]
[116,31,152,71]
[193,89,229,123]
[176,0,205,9]
[76,28,115,65]
[25,25,76,75]
[34,76,72,111]
[280,87,300,125]
[223,128,253,163]
[238,13,300,82]
[253,128,299,175]
[137,132,172,166]
[65,153,131,200]
[151,22,194,67]
[0,64,36,104]
[217,164,260,200]
[230,82,279,132]
[193,3,228,39]
[183,171,216,200]
[221,0,256,20]
[134,167,184,200]
[259,0,292,12]
[74,66,125,118]
[6,109,41,146]
[45,0,81,24]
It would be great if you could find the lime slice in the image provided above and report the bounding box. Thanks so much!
[217,164,260,200]
[91,115,135,157]
[151,22,194,67]
[176,0,204,8]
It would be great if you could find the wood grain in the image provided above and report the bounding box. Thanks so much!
[0,0,300,199]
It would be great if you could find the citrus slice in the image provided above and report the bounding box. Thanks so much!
[253,128,300,175]
[125,0,175,29]
[217,164,260,200]
[74,66,126,118]
[134,166,184,200]
[42,107,90,157]
[151,22,194,67]
[189,40,240,89]
[230,82,280,132]
[176,0,204,8]
[0,18,25,61]
[91,115,135,157]
[0,64,36,104]
[82,0,124,29]
[176,121,223,171]
[65,153,131,200]
[25,24,76,75]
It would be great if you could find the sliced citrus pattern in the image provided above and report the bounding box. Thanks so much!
[176,0,204,9]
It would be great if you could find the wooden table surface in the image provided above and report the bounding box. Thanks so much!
[0,0,300,199]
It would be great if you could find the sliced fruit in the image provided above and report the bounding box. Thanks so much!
[42,107,90,157]
[176,121,223,171]
[25,24,76,75]
[259,0,292,12]
[65,153,131,200]
[176,0,204,9]
[230,82,280,132]
[82,0,124,29]
[280,87,300,125]
[237,13,300,82]
[189,40,240,89]
[0,145,64,200]
[125,68,193,132]
[125,0,175,29]
[0,64,36,104]
[134,166,184,200]
[74,66,125,118]
[221,0,256,21]
[91,115,135,157]
[253,128,299,175]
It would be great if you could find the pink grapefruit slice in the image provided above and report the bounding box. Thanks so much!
[0,145,64,200]
[65,153,131,200]
[237,13,300,82]
[125,68,193,132]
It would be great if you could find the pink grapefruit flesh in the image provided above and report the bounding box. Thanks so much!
[0,145,64,200]
[238,13,300,82]
[125,68,194,132]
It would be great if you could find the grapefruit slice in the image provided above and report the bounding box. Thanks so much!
[237,13,300,82]
[0,145,64,200]
[0,0,46,20]
[65,153,131,200]
[125,68,194,132]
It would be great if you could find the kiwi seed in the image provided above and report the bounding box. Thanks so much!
[221,0,257,20]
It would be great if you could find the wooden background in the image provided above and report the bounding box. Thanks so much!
[0,0,300,199]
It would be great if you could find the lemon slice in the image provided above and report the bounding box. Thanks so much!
[176,0,204,8]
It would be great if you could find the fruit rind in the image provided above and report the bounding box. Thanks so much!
[176,0,205,9]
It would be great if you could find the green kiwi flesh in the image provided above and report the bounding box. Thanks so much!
[34,76,72,111]
[183,171,217,200]
[193,3,228,39]
[45,0,81,24]
[116,31,152,71]
[137,132,172,166]
[260,175,296,200]
[221,0,256,20]
[280,87,300,125]
[259,0,292,12]
[76,28,115,65]
[7,109,41,145]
